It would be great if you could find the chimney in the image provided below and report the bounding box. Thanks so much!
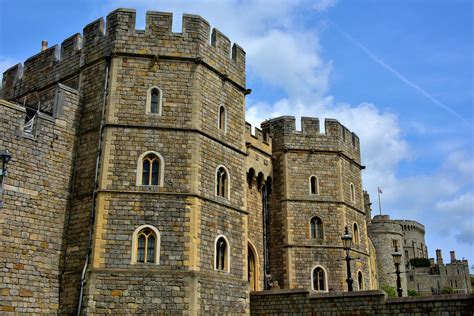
[435,249,443,265]
[450,251,456,263]
[41,40,48,52]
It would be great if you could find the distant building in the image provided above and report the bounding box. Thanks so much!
[367,211,471,296]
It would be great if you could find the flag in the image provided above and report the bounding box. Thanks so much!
[377,187,383,194]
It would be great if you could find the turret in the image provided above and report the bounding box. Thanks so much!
[450,250,456,263]
[436,249,443,265]
[2,8,246,103]
[363,190,372,223]
[261,116,361,164]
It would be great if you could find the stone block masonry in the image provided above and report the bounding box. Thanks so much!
[250,289,474,315]
[0,86,81,314]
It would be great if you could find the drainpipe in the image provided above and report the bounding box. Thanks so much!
[262,182,270,290]
[76,57,110,315]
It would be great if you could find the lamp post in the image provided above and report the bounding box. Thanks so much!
[341,226,353,292]
[392,251,403,297]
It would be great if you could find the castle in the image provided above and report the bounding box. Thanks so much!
[0,8,471,315]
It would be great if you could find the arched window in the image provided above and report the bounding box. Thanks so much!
[310,217,323,240]
[142,153,160,185]
[310,175,319,195]
[311,266,327,291]
[146,86,163,115]
[137,151,165,187]
[131,225,160,265]
[218,105,227,131]
[215,235,230,272]
[216,165,229,198]
[350,183,355,202]
[353,223,359,245]
[358,271,364,290]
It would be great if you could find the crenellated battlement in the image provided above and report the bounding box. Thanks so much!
[261,116,361,163]
[245,122,272,155]
[394,220,425,233]
[1,8,246,101]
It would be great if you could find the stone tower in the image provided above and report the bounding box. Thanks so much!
[1,8,250,314]
[261,116,372,291]
[368,215,408,295]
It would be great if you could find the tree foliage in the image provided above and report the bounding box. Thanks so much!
[409,258,431,267]
[381,285,397,297]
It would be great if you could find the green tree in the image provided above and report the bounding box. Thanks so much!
[442,287,454,294]
[407,289,419,297]
[381,285,397,297]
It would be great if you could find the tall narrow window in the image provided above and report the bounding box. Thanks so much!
[218,106,226,131]
[353,223,359,245]
[392,239,399,252]
[146,86,162,115]
[216,166,229,198]
[310,176,319,195]
[150,88,159,113]
[310,217,323,240]
[142,153,160,186]
[215,236,229,271]
[312,266,326,291]
[350,183,355,202]
[136,228,156,263]
[358,271,364,290]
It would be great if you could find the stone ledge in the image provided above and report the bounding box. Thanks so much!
[386,293,474,304]
[250,288,310,297]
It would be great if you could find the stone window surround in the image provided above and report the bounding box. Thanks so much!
[214,234,231,272]
[350,182,355,202]
[131,224,161,265]
[353,222,360,245]
[311,264,329,292]
[309,175,319,195]
[357,270,364,290]
[146,86,163,115]
[217,105,227,133]
[136,151,165,187]
[215,164,230,199]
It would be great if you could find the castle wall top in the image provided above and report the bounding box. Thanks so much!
[369,214,404,236]
[261,116,361,163]
[2,8,246,100]
[394,219,425,233]
[245,122,272,155]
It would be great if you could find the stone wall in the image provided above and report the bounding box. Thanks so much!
[0,86,81,314]
[250,289,474,315]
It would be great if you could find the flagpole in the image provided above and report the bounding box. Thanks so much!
[377,188,382,216]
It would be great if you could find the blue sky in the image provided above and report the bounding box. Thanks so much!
[1,0,473,271]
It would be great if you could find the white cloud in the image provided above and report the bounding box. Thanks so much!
[246,30,331,98]
[313,0,338,12]
[436,192,474,214]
